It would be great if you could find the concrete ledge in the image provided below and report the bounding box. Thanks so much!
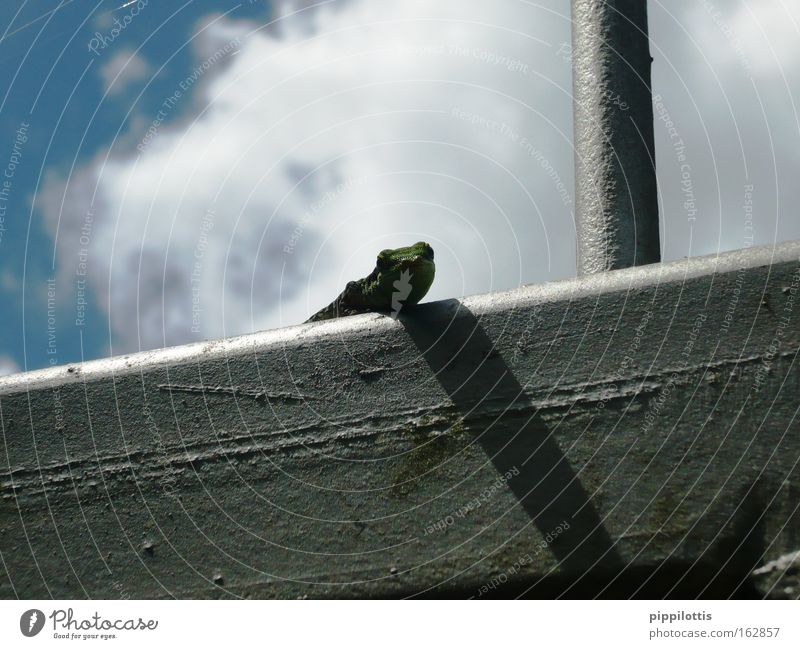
[2,241,799,598]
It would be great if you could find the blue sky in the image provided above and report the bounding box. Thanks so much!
[0,0,271,372]
[1,0,798,375]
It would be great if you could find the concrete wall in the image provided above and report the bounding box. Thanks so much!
[2,241,799,598]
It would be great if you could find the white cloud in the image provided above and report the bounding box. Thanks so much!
[0,269,18,291]
[37,0,800,357]
[40,0,574,354]
[0,355,20,376]
[99,50,151,95]
[649,0,800,257]
[730,1,800,75]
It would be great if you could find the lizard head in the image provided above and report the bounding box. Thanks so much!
[366,241,436,311]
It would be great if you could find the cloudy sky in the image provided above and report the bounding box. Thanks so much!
[0,0,797,374]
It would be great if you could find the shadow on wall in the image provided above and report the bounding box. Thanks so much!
[401,300,763,598]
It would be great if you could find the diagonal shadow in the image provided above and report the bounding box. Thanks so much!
[401,299,624,578]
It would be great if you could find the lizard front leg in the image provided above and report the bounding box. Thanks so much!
[306,280,369,322]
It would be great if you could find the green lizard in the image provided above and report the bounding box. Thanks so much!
[306,241,435,322]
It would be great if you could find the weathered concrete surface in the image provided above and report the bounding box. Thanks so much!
[572,0,661,273]
[1,241,799,598]
[752,551,800,599]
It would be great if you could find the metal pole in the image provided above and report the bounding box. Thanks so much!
[571,0,660,274]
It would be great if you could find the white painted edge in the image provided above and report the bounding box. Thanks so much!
[2,240,798,395]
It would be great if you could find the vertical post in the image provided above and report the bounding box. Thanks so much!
[571,0,660,274]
